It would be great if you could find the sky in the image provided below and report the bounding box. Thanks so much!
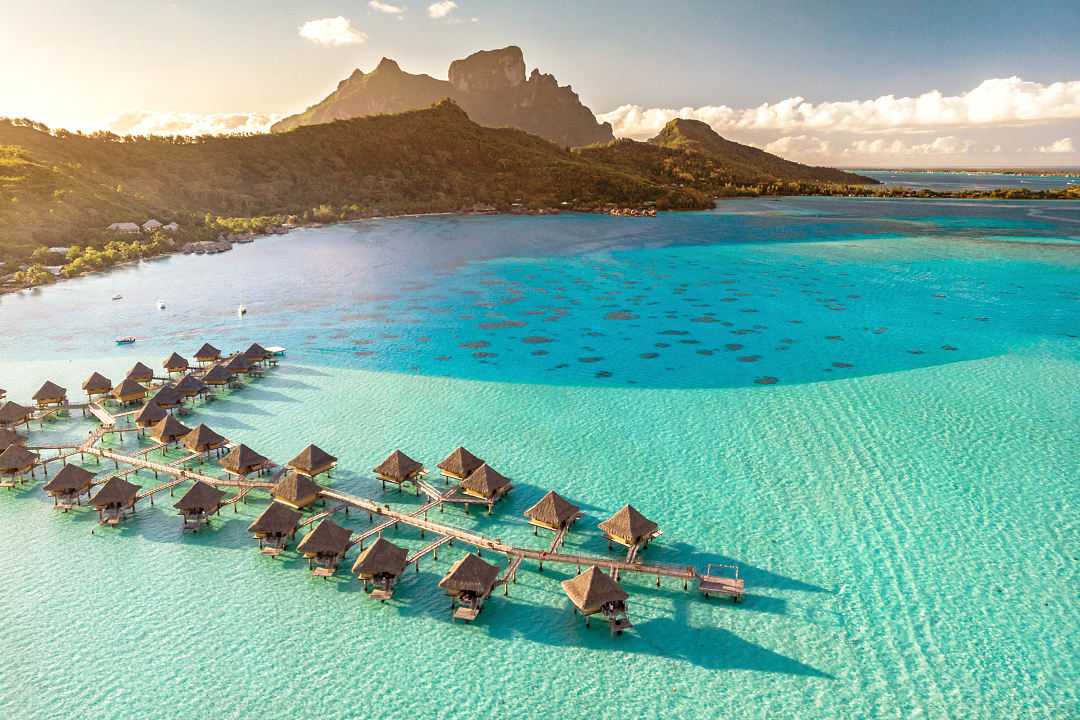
[2,0,1079,167]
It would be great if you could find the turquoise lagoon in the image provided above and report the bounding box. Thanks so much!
[0,198,1077,719]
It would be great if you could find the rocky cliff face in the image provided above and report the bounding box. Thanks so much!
[272,46,613,148]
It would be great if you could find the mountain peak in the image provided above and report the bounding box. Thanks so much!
[374,57,402,73]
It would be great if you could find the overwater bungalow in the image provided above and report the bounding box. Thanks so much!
[439,553,501,622]
[220,443,271,476]
[524,490,582,533]
[174,373,208,400]
[31,380,67,408]
[561,566,632,634]
[162,352,190,375]
[352,537,408,600]
[272,470,323,510]
[82,372,113,400]
[248,501,301,556]
[0,401,33,429]
[150,414,191,445]
[148,383,183,411]
[460,463,512,509]
[133,401,167,429]
[0,444,38,486]
[112,378,148,405]
[436,446,484,483]
[201,365,234,388]
[174,481,226,531]
[225,353,254,375]
[296,519,353,577]
[287,444,337,478]
[126,361,155,384]
[0,428,26,450]
[181,424,228,456]
[373,449,426,492]
[598,505,661,549]
[90,476,140,525]
[193,343,221,365]
[243,342,271,364]
[42,463,96,509]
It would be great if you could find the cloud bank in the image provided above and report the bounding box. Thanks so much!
[298,17,367,47]
[599,77,1080,140]
[107,111,280,136]
[1037,137,1074,153]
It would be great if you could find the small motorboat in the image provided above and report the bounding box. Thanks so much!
[156,299,166,310]
[115,336,137,345]
[237,304,247,316]
[111,293,123,301]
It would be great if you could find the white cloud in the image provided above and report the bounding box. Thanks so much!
[428,1,457,18]
[369,1,405,14]
[298,17,367,47]
[106,111,279,136]
[1036,137,1074,153]
[764,135,832,157]
[598,77,1080,140]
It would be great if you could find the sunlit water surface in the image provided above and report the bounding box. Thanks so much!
[0,198,1077,719]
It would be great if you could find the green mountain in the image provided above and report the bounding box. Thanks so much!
[0,101,704,260]
[271,46,614,148]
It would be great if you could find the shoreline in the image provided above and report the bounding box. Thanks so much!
[3,192,1078,298]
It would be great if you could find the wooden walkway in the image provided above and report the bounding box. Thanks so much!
[87,403,116,426]
[321,488,698,583]
[407,535,454,566]
[297,503,348,529]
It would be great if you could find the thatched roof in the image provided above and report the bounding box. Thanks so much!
[598,505,659,543]
[134,401,167,427]
[561,566,628,612]
[244,342,270,360]
[352,537,408,578]
[373,449,423,481]
[150,414,191,443]
[248,501,301,535]
[438,553,500,595]
[174,481,226,512]
[287,444,337,475]
[0,428,26,449]
[296,519,352,556]
[182,424,227,452]
[113,377,147,400]
[91,476,140,508]
[461,464,511,499]
[437,446,484,478]
[149,384,182,407]
[0,401,32,425]
[194,342,221,360]
[174,374,207,397]
[0,443,37,473]
[202,365,232,384]
[127,361,155,381]
[220,443,270,474]
[42,463,95,494]
[225,354,252,372]
[163,352,189,371]
[524,491,580,528]
[272,471,322,504]
[32,380,67,401]
[82,372,113,393]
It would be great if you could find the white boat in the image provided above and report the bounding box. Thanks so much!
[237,304,247,316]
[111,293,123,301]
[156,299,166,310]
[115,336,136,345]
